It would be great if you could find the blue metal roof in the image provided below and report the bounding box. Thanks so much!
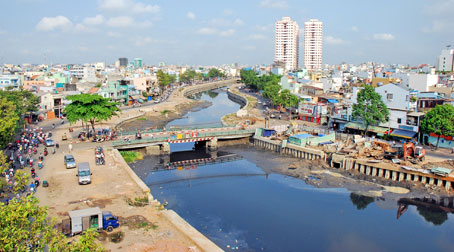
[327,99,339,103]
[390,129,417,139]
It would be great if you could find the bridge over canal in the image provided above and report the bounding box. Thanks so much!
[112,125,256,154]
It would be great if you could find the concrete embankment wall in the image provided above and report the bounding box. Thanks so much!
[330,155,454,191]
[253,136,325,161]
[183,79,238,97]
[226,89,247,108]
[112,149,224,252]
[254,135,454,192]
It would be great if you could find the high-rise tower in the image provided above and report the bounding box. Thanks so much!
[275,17,299,72]
[304,19,323,70]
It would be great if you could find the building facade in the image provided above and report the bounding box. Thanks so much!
[304,19,323,71]
[274,17,299,72]
[437,48,454,72]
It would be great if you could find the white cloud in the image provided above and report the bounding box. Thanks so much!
[197,27,218,35]
[36,16,72,31]
[83,15,104,25]
[373,33,395,41]
[135,36,153,47]
[99,0,159,14]
[137,21,153,28]
[74,24,97,33]
[106,16,134,28]
[187,12,196,20]
[107,31,122,37]
[422,19,453,33]
[325,36,347,45]
[220,29,235,37]
[0,29,5,35]
[256,25,270,31]
[351,26,359,32]
[223,9,234,16]
[196,27,235,37]
[249,34,267,40]
[425,0,454,15]
[233,18,244,26]
[259,0,288,9]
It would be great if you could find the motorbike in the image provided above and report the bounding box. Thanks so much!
[44,150,48,156]
[52,148,56,154]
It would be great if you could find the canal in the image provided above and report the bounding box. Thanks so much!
[130,88,454,252]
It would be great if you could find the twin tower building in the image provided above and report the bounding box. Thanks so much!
[275,17,323,72]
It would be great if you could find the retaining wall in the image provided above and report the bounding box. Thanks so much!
[183,79,238,97]
[112,149,223,252]
[254,136,454,192]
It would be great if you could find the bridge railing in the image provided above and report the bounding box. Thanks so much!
[117,125,237,137]
[112,129,256,146]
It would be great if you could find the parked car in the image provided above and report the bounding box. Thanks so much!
[45,139,55,147]
[64,154,76,169]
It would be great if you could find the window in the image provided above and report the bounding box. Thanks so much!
[387,93,393,100]
[406,95,409,101]
[397,118,402,124]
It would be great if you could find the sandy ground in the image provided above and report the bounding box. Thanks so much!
[34,147,202,252]
[31,82,241,252]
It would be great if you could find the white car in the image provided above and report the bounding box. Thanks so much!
[45,139,54,147]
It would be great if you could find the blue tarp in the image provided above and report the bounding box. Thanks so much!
[291,133,314,139]
[390,129,417,139]
[327,99,338,103]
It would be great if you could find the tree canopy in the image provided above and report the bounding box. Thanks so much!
[0,195,105,251]
[180,70,203,84]
[156,70,176,91]
[0,97,20,148]
[64,94,120,136]
[352,86,389,135]
[240,69,300,108]
[206,68,225,80]
[420,104,454,148]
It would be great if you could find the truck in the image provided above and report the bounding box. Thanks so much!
[62,207,120,236]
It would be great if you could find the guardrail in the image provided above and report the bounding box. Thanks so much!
[113,129,255,147]
[117,125,239,137]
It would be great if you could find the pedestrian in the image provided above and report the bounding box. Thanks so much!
[56,141,59,149]
[68,143,73,153]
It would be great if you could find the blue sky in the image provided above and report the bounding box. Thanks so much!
[0,0,453,66]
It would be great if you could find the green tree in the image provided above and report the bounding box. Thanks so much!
[142,91,148,98]
[420,104,454,149]
[207,68,224,80]
[0,89,39,118]
[64,94,120,138]
[0,150,10,176]
[0,98,20,148]
[352,86,389,136]
[263,84,281,105]
[156,70,175,93]
[13,170,29,194]
[0,195,105,251]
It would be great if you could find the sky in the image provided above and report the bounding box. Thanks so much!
[0,0,454,66]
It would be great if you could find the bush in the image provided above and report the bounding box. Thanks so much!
[120,151,143,163]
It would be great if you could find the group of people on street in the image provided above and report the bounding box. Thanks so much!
[3,126,58,204]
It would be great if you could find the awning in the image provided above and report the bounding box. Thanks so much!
[327,99,339,103]
[390,129,417,139]
[345,122,388,135]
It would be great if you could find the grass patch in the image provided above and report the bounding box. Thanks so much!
[161,110,170,115]
[179,87,184,92]
[126,194,149,207]
[137,117,147,121]
[120,151,143,163]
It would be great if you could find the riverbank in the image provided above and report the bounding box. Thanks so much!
[32,80,240,251]
[220,145,449,201]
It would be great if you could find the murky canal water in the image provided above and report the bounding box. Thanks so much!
[130,88,454,252]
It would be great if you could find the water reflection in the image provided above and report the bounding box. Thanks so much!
[397,198,454,225]
[350,193,375,210]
